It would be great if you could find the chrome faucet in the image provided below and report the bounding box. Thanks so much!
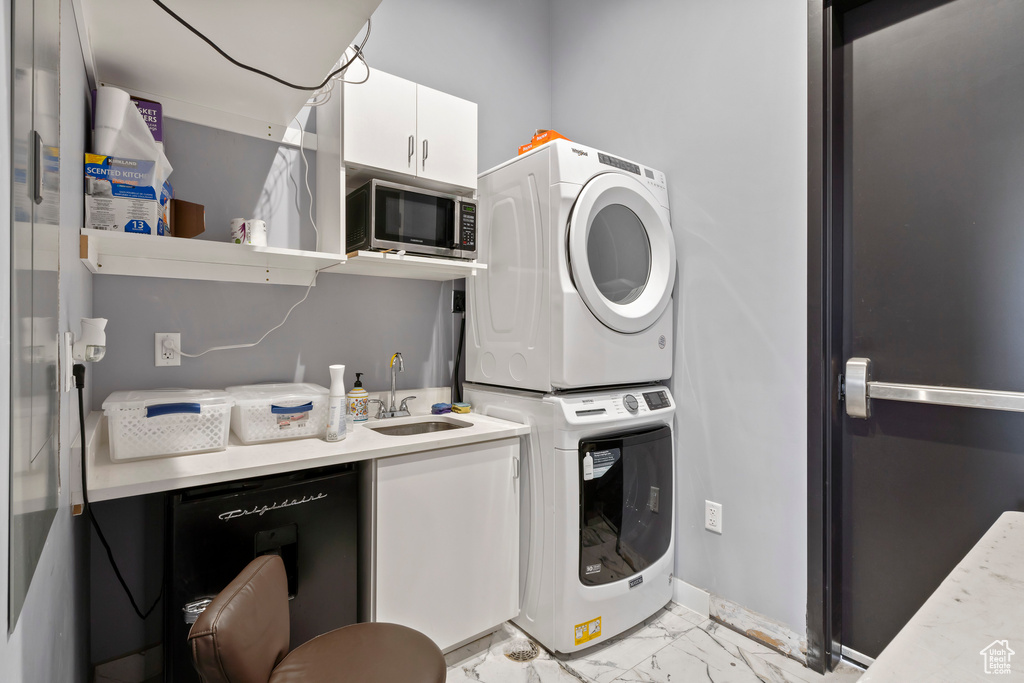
[373,352,416,419]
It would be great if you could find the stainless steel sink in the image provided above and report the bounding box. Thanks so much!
[365,417,472,437]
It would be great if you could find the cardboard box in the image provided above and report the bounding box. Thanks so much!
[84,154,169,235]
[169,199,206,238]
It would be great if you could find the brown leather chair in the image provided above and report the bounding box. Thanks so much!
[188,555,446,683]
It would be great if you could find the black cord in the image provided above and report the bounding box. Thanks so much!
[150,0,370,92]
[451,314,466,403]
[76,364,164,620]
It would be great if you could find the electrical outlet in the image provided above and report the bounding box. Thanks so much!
[452,290,466,313]
[155,333,181,367]
[705,500,722,534]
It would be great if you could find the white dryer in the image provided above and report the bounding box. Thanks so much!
[467,140,676,392]
[465,382,675,654]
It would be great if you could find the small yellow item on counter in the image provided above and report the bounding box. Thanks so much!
[452,402,471,414]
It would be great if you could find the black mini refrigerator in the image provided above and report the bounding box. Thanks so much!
[165,464,359,682]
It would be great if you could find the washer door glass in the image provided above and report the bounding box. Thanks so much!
[568,173,675,333]
[579,425,673,587]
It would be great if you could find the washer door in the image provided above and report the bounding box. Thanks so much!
[579,425,673,586]
[567,173,676,333]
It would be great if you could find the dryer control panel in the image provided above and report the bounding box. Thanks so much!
[556,386,674,426]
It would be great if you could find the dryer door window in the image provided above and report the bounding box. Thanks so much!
[578,425,672,587]
[568,173,676,333]
[587,204,651,304]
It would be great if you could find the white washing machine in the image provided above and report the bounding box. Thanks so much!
[465,382,675,654]
[467,140,676,392]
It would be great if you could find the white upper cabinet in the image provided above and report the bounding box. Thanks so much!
[416,83,478,190]
[344,68,478,192]
[342,70,419,176]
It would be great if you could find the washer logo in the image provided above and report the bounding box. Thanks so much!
[658,335,667,350]
[629,575,644,589]
[571,147,589,157]
[585,563,602,575]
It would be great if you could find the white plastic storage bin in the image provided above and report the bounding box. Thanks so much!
[225,383,329,444]
[102,389,233,462]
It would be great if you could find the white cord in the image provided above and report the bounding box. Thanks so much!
[167,25,374,362]
[292,114,319,251]
[170,267,331,358]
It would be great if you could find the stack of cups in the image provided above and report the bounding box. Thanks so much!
[230,218,267,246]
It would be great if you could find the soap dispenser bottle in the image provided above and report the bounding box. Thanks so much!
[326,364,347,442]
[347,372,369,422]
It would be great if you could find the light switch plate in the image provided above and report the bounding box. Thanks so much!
[62,331,74,392]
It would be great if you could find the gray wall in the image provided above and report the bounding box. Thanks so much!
[87,0,552,663]
[550,0,808,632]
[2,0,92,679]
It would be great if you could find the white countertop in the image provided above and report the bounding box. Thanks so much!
[861,511,1024,681]
[73,388,529,505]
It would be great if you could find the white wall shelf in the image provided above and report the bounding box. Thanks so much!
[330,250,486,281]
[80,229,485,284]
[80,228,343,286]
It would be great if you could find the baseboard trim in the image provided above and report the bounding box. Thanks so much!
[840,645,875,669]
[709,594,808,665]
[670,577,710,619]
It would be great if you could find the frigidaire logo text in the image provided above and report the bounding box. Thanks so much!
[571,147,589,157]
[219,493,328,521]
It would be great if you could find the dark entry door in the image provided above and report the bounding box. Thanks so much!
[838,0,1024,660]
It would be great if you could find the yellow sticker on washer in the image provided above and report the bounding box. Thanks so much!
[574,616,602,645]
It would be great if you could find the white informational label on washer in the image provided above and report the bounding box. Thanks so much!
[583,448,620,480]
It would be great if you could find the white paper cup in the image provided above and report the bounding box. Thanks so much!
[230,218,246,243]
[245,219,268,246]
[230,218,268,246]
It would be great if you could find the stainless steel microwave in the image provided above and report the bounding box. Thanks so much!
[345,179,477,259]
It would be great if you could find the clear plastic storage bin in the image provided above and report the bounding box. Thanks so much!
[102,389,233,461]
[225,383,329,444]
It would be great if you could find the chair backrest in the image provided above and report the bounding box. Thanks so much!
[188,554,291,683]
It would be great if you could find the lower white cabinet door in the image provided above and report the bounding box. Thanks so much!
[374,438,519,651]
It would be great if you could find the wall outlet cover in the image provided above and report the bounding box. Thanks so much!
[705,500,722,534]
[155,333,181,367]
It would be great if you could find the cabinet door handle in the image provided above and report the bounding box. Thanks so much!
[512,457,520,480]
[33,130,43,205]
[408,134,414,166]
[422,139,428,168]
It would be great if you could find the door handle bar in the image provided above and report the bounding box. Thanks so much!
[845,357,1024,419]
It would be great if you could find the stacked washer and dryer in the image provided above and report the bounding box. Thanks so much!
[465,139,677,654]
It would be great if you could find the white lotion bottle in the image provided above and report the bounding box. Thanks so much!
[326,364,347,442]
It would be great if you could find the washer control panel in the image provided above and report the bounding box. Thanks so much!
[558,386,674,424]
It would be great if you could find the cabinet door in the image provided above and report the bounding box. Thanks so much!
[375,439,519,651]
[343,69,417,176]
[416,84,477,190]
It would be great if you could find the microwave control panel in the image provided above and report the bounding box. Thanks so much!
[459,202,477,250]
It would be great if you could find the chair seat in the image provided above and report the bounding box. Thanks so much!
[268,622,446,683]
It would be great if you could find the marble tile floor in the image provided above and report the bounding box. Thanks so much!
[445,603,865,683]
